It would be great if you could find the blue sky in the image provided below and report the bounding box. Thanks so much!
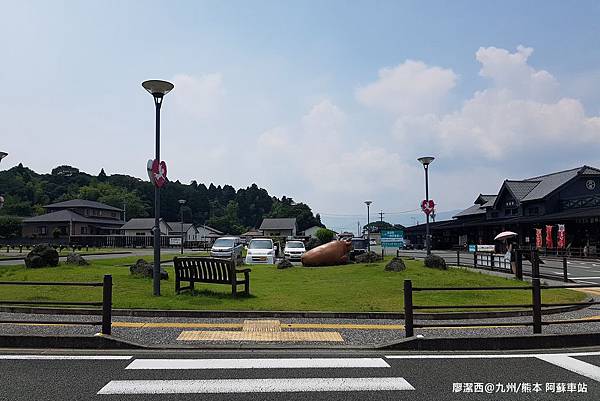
[2,1,600,231]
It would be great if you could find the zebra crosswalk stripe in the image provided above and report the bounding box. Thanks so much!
[97,377,415,394]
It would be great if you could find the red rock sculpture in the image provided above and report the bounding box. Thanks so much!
[301,240,352,267]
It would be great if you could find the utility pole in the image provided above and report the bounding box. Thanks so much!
[357,221,360,237]
[379,210,384,223]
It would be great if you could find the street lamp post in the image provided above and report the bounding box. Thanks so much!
[142,80,174,296]
[0,152,7,209]
[417,156,435,255]
[179,199,186,255]
[365,201,372,253]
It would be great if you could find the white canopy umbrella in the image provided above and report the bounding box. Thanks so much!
[494,231,518,241]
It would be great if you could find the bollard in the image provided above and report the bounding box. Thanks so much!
[473,252,478,269]
[563,257,568,282]
[381,248,384,259]
[396,249,399,258]
[101,275,113,335]
[456,249,460,266]
[403,280,414,337]
[532,278,542,334]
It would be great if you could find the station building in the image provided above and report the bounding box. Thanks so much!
[404,165,600,255]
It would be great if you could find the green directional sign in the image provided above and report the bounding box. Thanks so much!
[381,230,404,248]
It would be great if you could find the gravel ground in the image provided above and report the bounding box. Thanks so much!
[1,298,600,347]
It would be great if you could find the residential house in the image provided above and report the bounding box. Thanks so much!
[259,218,297,237]
[22,199,124,238]
[166,222,199,243]
[121,218,171,236]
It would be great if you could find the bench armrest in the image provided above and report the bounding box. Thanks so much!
[236,268,251,273]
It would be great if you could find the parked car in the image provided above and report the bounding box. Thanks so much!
[245,238,276,264]
[283,240,306,261]
[210,236,244,264]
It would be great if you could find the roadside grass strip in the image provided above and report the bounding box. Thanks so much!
[97,377,415,394]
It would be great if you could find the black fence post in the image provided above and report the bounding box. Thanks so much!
[102,274,112,335]
[516,249,523,280]
[563,257,568,283]
[531,250,540,279]
[456,250,460,266]
[532,278,542,334]
[396,249,399,258]
[490,253,495,269]
[403,280,414,337]
[382,248,385,259]
[474,252,477,269]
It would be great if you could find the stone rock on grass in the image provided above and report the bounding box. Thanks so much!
[65,253,89,266]
[384,257,406,272]
[25,244,59,268]
[277,258,294,269]
[130,258,169,280]
[354,251,383,264]
[424,254,447,270]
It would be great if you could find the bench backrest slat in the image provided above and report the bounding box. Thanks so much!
[174,257,234,285]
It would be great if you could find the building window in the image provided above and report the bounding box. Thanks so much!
[80,226,88,235]
[528,207,539,215]
[39,226,47,235]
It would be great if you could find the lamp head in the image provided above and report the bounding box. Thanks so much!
[0,152,7,162]
[364,200,372,206]
[417,156,435,167]
[142,80,174,99]
[178,199,186,205]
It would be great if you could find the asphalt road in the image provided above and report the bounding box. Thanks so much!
[398,250,600,285]
[1,349,599,400]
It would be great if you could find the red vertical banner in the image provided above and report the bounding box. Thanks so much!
[557,224,566,249]
[546,225,554,248]
[535,228,543,249]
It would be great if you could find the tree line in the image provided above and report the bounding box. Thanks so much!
[0,164,324,236]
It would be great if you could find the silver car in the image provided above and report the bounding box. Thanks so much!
[210,236,244,264]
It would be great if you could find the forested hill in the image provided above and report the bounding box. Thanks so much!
[0,164,324,234]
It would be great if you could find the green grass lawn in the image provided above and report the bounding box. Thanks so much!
[0,256,586,312]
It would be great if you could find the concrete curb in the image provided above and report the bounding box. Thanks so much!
[0,334,143,349]
[0,251,132,262]
[380,332,600,351]
[0,297,593,321]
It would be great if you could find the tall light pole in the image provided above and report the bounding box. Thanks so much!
[418,156,435,255]
[365,200,372,253]
[142,80,174,296]
[0,152,7,209]
[179,199,186,255]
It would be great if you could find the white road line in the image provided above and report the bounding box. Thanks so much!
[574,280,600,285]
[97,377,415,394]
[386,351,600,359]
[0,355,132,360]
[537,355,600,383]
[126,358,390,370]
[570,276,600,279]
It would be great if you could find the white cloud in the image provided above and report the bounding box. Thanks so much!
[476,45,558,101]
[355,60,457,115]
[171,73,225,118]
[389,46,600,162]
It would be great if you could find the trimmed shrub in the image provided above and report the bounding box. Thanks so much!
[424,254,447,270]
[315,228,335,245]
[355,251,383,264]
[305,238,321,250]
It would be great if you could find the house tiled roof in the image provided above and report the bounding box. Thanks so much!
[505,180,541,201]
[121,218,170,231]
[166,223,196,233]
[453,204,486,218]
[520,167,589,202]
[259,218,297,230]
[44,199,123,212]
[23,210,124,225]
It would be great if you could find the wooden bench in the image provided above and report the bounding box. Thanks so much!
[173,256,251,297]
